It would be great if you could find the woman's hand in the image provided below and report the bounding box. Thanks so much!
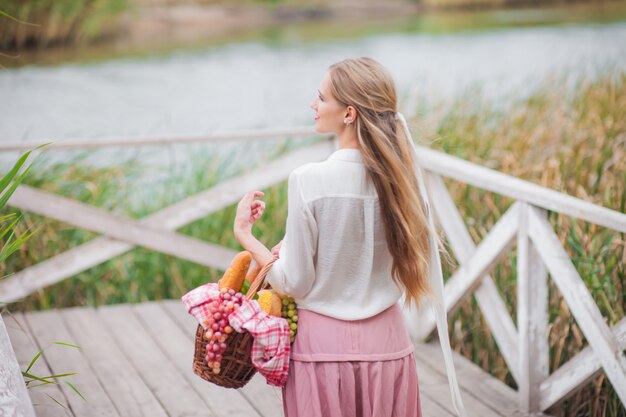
[234,190,266,239]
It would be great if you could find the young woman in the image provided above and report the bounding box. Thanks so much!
[234,57,466,417]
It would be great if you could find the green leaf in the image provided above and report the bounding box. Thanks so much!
[0,226,36,261]
[0,9,19,23]
[22,371,78,384]
[28,382,54,389]
[0,213,21,240]
[22,372,54,384]
[65,381,86,402]
[54,341,81,349]
[0,224,34,264]
[0,148,32,194]
[25,350,43,373]
[0,228,21,261]
[0,10,40,26]
[0,163,33,209]
[42,372,78,379]
[0,213,17,223]
[0,143,50,208]
[44,393,68,409]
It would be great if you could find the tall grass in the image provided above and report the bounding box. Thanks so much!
[417,72,625,417]
[2,72,625,416]
[0,0,127,49]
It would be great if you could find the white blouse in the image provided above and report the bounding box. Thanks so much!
[266,115,467,417]
[266,147,404,320]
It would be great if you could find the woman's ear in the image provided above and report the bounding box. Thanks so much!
[344,106,357,124]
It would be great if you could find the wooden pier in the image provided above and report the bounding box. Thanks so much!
[5,299,524,417]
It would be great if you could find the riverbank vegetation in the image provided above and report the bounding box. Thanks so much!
[0,0,127,50]
[1,70,624,415]
[2,0,626,52]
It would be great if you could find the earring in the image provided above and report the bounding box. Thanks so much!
[344,120,351,127]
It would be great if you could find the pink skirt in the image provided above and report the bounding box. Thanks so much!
[282,303,422,417]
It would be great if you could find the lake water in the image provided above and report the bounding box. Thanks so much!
[1,4,625,175]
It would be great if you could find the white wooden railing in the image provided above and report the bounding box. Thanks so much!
[412,148,626,413]
[1,127,625,415]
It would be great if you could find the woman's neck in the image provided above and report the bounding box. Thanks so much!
[337,127,359,149]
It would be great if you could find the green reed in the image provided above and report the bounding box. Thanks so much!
[2,72,625,416]
[0,0,127,50]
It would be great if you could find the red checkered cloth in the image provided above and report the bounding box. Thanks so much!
[181,283,221,330]
[181,283,291,387]
[228,297,291,388]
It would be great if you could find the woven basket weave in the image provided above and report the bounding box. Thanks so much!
[192,256,277,389]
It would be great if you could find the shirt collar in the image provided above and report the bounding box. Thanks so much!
[328,147,363,163]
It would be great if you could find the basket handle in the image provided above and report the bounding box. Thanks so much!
[245,255,279,300]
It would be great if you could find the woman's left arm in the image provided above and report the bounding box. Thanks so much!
[233,191,274,268]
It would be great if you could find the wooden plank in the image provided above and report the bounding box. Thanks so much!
[0,139,336,304]
[517,203,549,412]
[9,184,238,267]
[24,309,120,417]
[96,303,215,417]
[415,202,520,340]
[413,350,506,417]
[0,126,321,151]
[539,317,626,410]
[131,301,263,417]
[161,300,285,417]
[528,205,626,406]
[425,173,520,384]
[414,343,523,417]
[2,312,70,417]
[237,374,284,417]
[415,145,626,233]
[59,306,168,417]
[420,392,455,417]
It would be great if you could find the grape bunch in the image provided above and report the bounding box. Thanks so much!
[202,287,244,374]
[281,296,299,343]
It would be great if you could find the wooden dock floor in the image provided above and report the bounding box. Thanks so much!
[5,300,526,417]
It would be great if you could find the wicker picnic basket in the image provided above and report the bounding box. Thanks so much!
[192,257,277,389]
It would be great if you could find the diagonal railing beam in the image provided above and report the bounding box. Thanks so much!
[415,201,521,340]
[10,184,237,266]
[539,318,626,410]
[528,205,626,407]
[0,140,336,304]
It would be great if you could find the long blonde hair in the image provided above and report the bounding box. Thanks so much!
[328,57,443,308]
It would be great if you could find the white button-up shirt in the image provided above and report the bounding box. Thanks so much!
[266,147,403,320]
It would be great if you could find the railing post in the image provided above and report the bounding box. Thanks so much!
[518,202,550,413]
